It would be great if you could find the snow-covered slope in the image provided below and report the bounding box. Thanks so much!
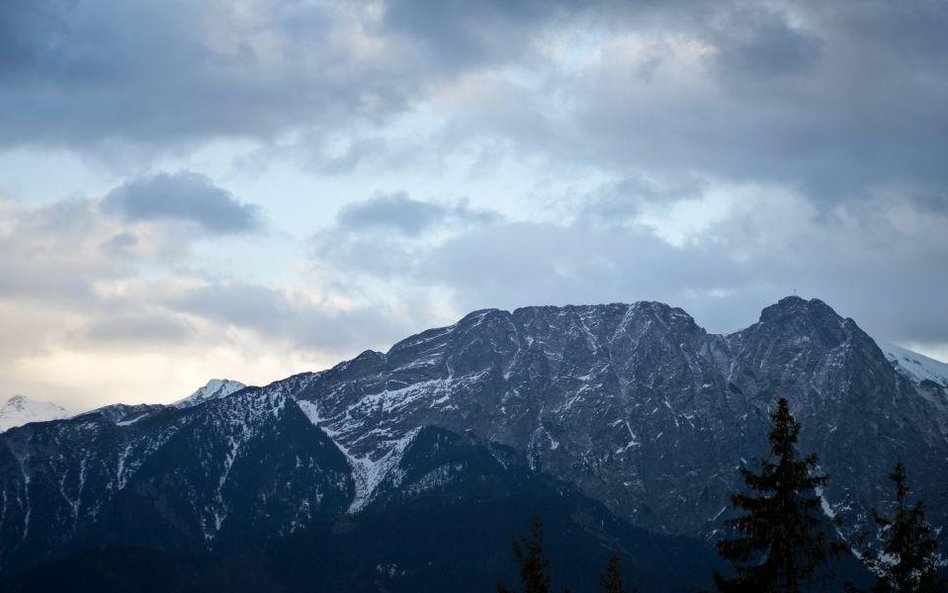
[173,378,246,408]
[878,341,948,387]
[0,395,70,432]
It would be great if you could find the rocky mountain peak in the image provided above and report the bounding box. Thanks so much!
[335,349,387,376]
[0,394,70,433]
[174,378,246,408]
[6,394,29,407]
[724,297,901,413]
[730,296,867,360]
[759,295,849,336]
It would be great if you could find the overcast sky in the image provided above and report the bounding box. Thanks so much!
[1,0,946,411]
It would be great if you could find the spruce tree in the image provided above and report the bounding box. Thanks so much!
[600,552,630,593]
[714,397,842,593]
[498,515,569,593]
[860,462,946,593]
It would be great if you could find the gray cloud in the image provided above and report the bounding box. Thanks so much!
[2,0,946,214]
[308,190,948,350]
[80,311,195,345]
[99,232,139,256]
[709,6,823,77]
[0,195,186,371]
[381,0,573,69]
[380,0,947,211]
[336,191,501,237]
[101,172,262,234]
[0,0,423,152]
[573,176,707,226]
[0,199,119,303]
[166,281,418,353]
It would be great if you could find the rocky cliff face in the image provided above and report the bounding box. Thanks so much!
[291,296,948,537]
[0,296,945,582]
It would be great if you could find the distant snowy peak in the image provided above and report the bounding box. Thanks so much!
[173,378,246,408]
[0,395,71,433]
[877,341,948,387]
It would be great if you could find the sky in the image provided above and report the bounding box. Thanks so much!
[1,0,947,412]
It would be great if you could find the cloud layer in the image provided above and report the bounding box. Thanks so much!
[336,191,501,236]
[312,188,948,343]
[2,0,944,208]
[0,0,946,409]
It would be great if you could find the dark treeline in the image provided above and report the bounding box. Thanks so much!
[498,398,946,593]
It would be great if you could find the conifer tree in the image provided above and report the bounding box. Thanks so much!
[714,397,842,593]
[600,552,630,593]
[498,515,569,593]
[859,462,946,593]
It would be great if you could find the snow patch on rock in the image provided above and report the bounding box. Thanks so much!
[296,399,419,513]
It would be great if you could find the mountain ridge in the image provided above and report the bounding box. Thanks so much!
[0,296,944,589]
[291,296,947,536]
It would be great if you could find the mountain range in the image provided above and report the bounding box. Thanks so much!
[0,296,945,592]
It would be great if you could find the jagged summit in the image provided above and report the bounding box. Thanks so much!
[0,394,70,433]
[727,296,880,377]
[444,297,865,342]
[173,378,246,408]
[759,295,830,317]
[450,301,699,330]
[756,296,853,335]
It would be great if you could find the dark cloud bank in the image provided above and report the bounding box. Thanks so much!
[2,0,945,209]
[102,172,263,234]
